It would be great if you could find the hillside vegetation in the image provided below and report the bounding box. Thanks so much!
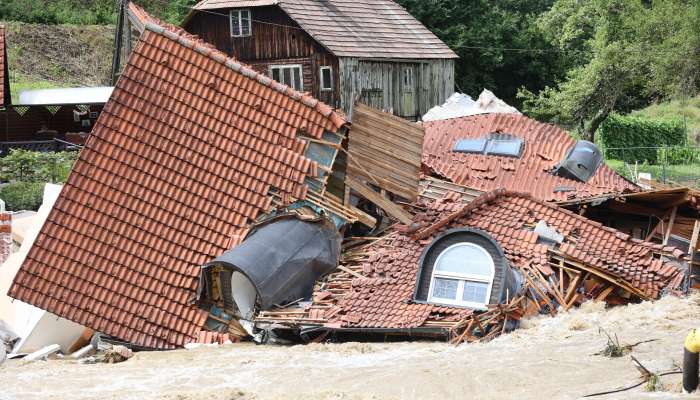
[0,0,195,25]
[2,22,114,99]
[632,96,700,144]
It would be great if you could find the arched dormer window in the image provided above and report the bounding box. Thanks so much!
[415,228,521,310]
[427,243,494,308]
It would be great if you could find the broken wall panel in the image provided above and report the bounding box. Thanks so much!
[347,102,424,201]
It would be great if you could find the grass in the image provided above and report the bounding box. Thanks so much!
[9,72,62,102]
[2,20,114,98]
[631,95,700,144]
[606,159,700,188]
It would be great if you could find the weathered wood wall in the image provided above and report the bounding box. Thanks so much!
[184,6,340,107]
[339,58,454,120]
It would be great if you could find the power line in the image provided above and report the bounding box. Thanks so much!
[140,0,697,56]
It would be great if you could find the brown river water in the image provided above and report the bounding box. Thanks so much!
[2,295,700,400]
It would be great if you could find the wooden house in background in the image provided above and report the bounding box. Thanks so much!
[182,0,457,120]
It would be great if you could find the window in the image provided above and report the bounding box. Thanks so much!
[427,243,494,308]
[403,67,414,91]
[230,9,252,37]
[453,134,524,158]
[453,138,487,153]
[320,66,333,91]
[270,65,304,91]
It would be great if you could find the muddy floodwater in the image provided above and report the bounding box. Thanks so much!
[2,295,700,400]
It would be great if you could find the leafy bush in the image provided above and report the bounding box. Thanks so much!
[0,149,78,183]
[598,113,687,163]
[0,182,45,211]
[657,146,700,165]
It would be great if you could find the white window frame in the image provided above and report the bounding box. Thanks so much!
[319,66,333,91]
[229,9,252,37]
[403,67,414,92]
[427,243,494,309]
[269,64,304,91]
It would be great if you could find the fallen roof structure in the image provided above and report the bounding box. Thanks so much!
[257,189,687,342]
[185,0,458,59]
[422,113,638,202]
[8,10,348,349]
[559,187,700,287]
[0,25,9,107]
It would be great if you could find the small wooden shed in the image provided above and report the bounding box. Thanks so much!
[182,0,457,120]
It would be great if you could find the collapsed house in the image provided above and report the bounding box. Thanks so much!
[7,11,352,350]
[256,190,687,342]
[3,5,693,351]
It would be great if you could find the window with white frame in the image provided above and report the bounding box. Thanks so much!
[319,66,333,91]
[427,243,494,308]
[270,65,304,91]
[403,67,414,91]
[230,9,252,37]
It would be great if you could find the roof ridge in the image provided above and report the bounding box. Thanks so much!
[140,21,345,129]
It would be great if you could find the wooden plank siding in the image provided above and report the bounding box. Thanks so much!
[184,6,454,120]
[340,58,454,120]
[347,103,424,201]
[184,6,341,107]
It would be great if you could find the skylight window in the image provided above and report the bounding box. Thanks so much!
[486,137,524,157]
[453,138,487,153]
[453,134,524,158]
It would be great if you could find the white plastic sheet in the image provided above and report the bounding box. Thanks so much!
[422,89,520,122]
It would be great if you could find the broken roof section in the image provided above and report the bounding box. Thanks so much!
[8,8,346,349]
[423,113,638,202]
[0,25,9,106]
[258,190,686,332]
[188,0,458,59]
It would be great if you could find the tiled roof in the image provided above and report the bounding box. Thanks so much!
[423,113,638,202]
[0,25,8,106]
[190,0,458,59]
[284,190,683,330]
[8,12,346,349]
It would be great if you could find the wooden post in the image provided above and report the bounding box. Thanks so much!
[663,206,678,245]
[690,220,700,257]
[110,0,127,86]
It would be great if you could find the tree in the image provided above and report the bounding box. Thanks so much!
[519,0,700,141]
[395,0,567,107]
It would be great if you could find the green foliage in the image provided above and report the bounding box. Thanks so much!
[0,149,78,183]
[395,0,566,106]
[657,146,700,165]
[599,114,686,163]
[0,181,45,211]
[0,0,197,25]
[632,95,700,144]
[520,0,700,141]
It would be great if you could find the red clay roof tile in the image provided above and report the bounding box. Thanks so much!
[8,10,345,349]
[423,114,638,202]
[296,190,683,330]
